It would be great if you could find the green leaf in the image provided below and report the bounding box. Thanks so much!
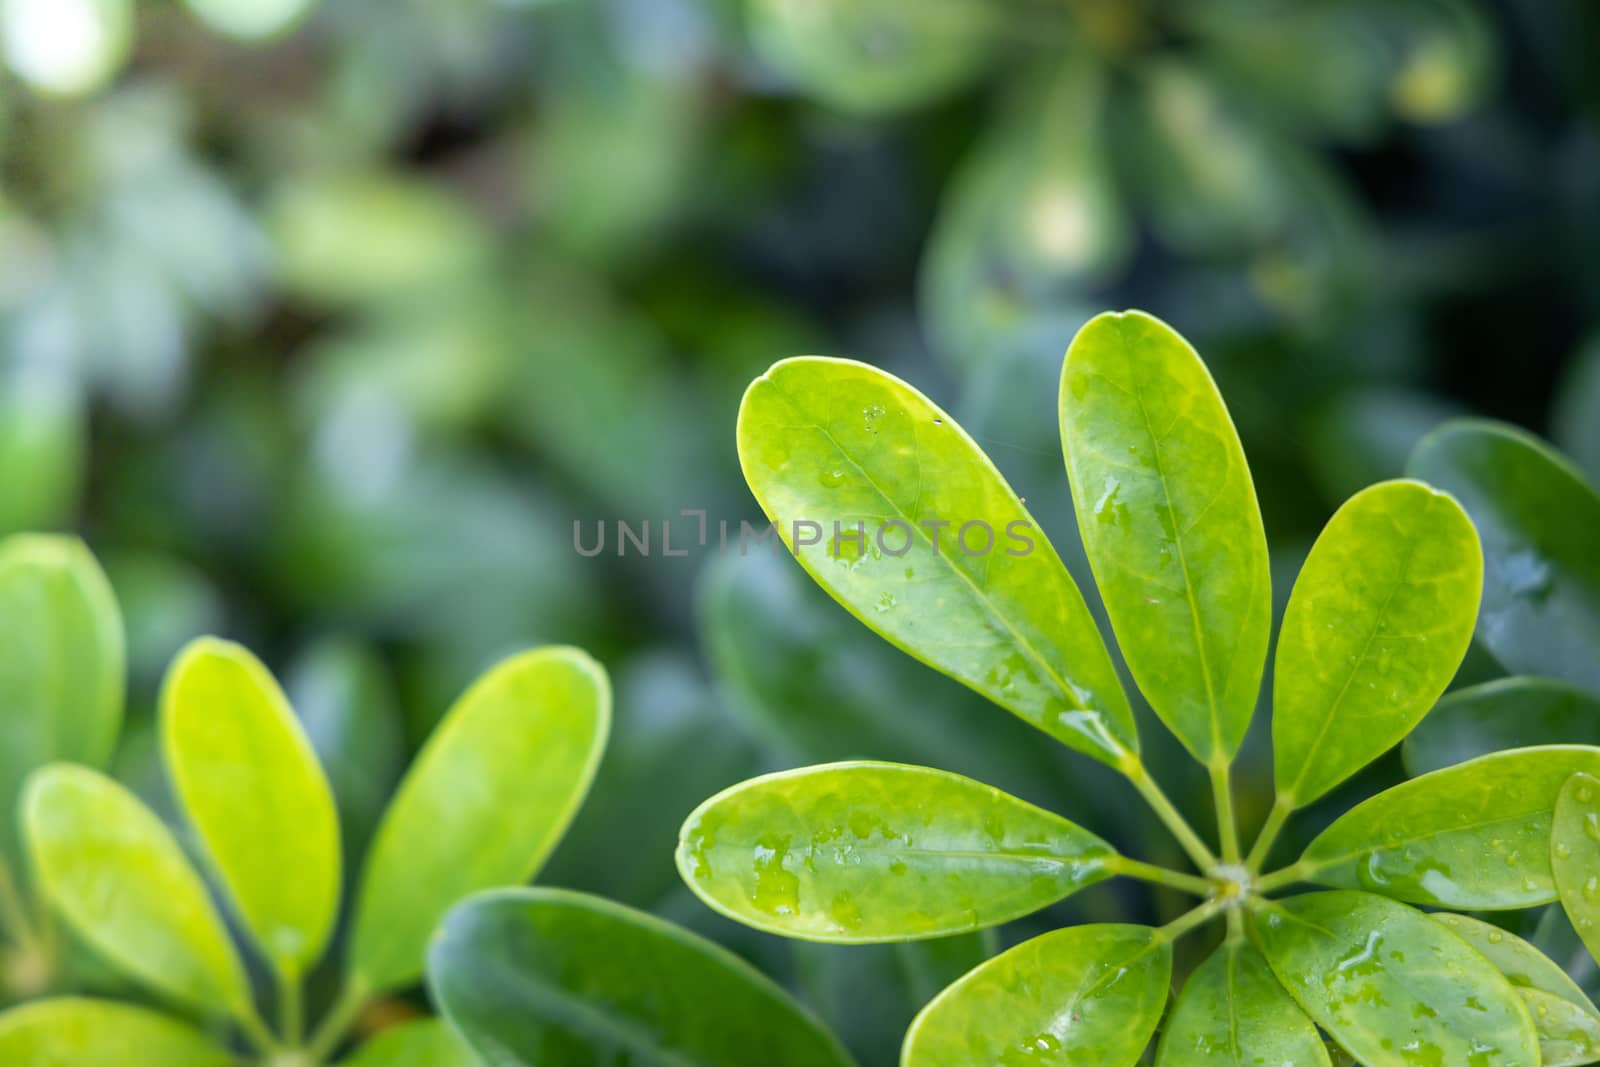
[1301,746,1600,909]
[349,646,609,993]
[1060,309,1270,764]
[1256,891,1539,1067]
[427,887,857,1067]
[1157,939,1331,1066]
[1554,773,1600,965]
[1405,678,1600,776]
[901,923,1171,1067]
[1408,419,1600,694]
[1273,479,1482,806]
[747,0,998,116]
[22,765,249,1014]
[0,535,124,863]
[161,637,341,978]
[676,761,1114,943]
[0,998,236,1066]
[0,372,84,536]
[737,357,1135,768]
[1431,913,1600,1067]
[338,1019,475,1067]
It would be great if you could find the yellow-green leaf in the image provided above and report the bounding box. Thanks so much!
[901,923,1170,1066]
[737,357,1135,768]
[1060,310,1270,764]
[338,1019,475,1067]
[676,762,1114,943]
[22,765,249,1014]
[1273,479,1482,807]
[161,637,341,978]
[0,998,236,1066]
[348,646,609,992]
[1553,773,1600,964]
[1156,940,1331,1066]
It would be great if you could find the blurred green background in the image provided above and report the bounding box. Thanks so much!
[4,0,1600,1060]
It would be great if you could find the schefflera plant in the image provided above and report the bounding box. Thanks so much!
[675,310,1597,1066]
[2,638,611,1066]
[0,534,124,1002]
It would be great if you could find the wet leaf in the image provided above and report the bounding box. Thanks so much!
[901,923,1170,1067]
[0,535,124,865]
[1274,479,1482,806]
[348,647,609,992]
[1408,419,1600,694]
[1431,913,1600,1067]
[162,638,341,979]
[338,1019,475,1067]
[1405,678,1600,775]
[747,0,998,116]
[427,887,856,1067]
[1156,940,1331,1066]
[23,765,249,1015]
[1060,309,1270,764]
[1554,773,1600,965]
[1300,746,1600,909]
[737,357,1135,767]
[676,761,1114,942]
[0,998,236,1066]
[1256,891,1540,1067]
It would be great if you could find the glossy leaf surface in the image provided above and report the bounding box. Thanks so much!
[902,923,1170,1067]
[349,647,609,992]
[1432,913,1600,1067]
[23,766,248,1014]
[1257,891,1539,1067]
[1405,678,1600,775]
[428,887,857,1067]
[1273,479,1482,806]
[1156,940,1331,1066]
[1553,773,1600,964]
[1408,419,1600,693]
[738,357,1135,767]
[1061,309,1270,763]
[1302,746,1600,908]
[0,535,124,863]
[676,761,1114,943]
[162,637,341,976]
[339,1019,476,1067]
[0,999,235,1066]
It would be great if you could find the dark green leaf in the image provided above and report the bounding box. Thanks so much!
[1405,678,1600,775]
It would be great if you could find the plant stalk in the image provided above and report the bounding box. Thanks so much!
[1245,796,1293,873]
[1105,856,1214,897]
[1124,760,1218,871]
[280,969,304,1047]
[306,978,369,1063]
[1157,897,1226,942]
[235,1002,282,1056]
[1255,860,1311,894]
[1209,760,1240,864]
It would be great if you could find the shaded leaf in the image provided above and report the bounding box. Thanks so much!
[1405,678,1600,775]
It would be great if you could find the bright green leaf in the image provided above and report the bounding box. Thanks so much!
[22,765,249,1014]
[737,357,1135,767]
[1256,891,1539,1067]
[1405,677,1600,776]
[1060,309,1270,764]
[901,923,1171,1067]
[1432,913,1600,1067]
[676,761,1114,943]
[1554,773,1600,964]
[161,637,341,978]
[349,646,610,992]
[1273,479,1482,806]
[0,998,236,1066]
[338,1019,475,1067]
[427,887,857,1067]
[1408,419,1600,694]
[0,535,124,864]
[1156,939,1331,1066]
[1300,746,1600,909]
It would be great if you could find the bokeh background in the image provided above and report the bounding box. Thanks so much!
[4,0,1600,1060]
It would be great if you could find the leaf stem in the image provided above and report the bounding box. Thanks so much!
[1157,897,1226,942]
[1244,796,1293,873]
[306,977,368,1063]
[1255,860,1311,894]
[235,1001,282,1056]
[280,968,304,1047]
[1105,855,1214,897]
[1225,908,1245,942]
[1208,760,1240,864]
[1124,760,1218,871]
